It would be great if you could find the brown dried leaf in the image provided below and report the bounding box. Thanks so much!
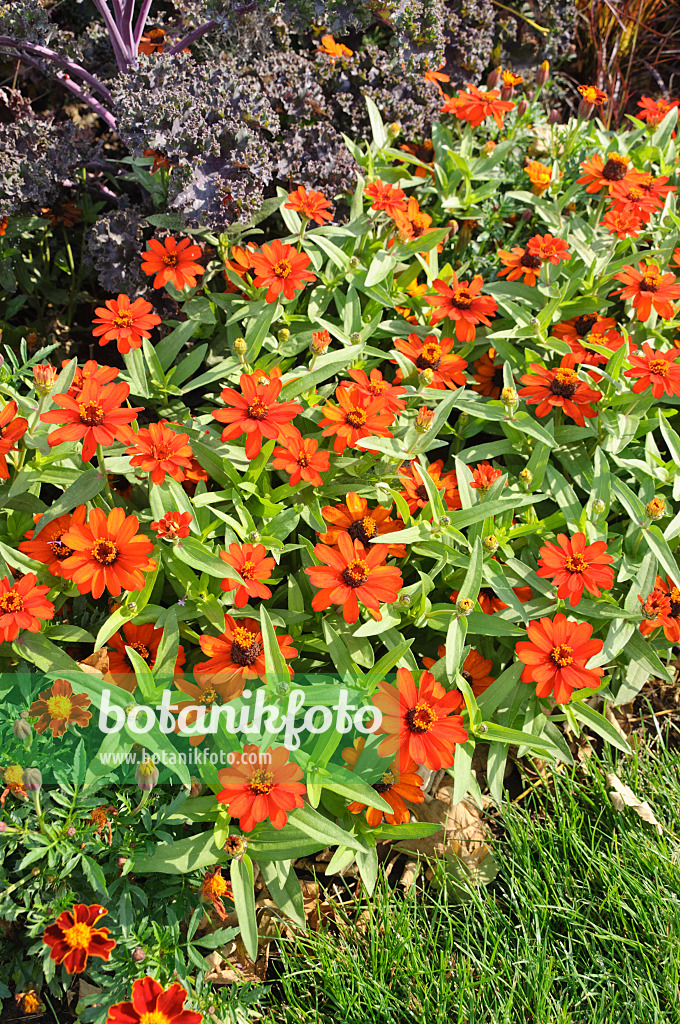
[606,772,662,835]
[78,649,109,676]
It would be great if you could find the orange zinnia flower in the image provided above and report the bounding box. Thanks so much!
[0,401,28,479]
[577,153,633,194]
[0,573,54,643]
[516,613,604,704]
[91,294,161,355]
[472,350,504,398]
[285,186,333,224]
[519,356,602,427]
[391,197,440,250]
[628,171,676,203]
[340,368,407,413]
[427,274,497,342]
[64,359,119,398]
[552,313,617,345]
[43,904,115,974]
[639,575,680,642]
[219,542,275,607]
[602,209,642,239]
[125,421,193,485]
[624,343,680,398]
[41,380,140,463]
[443,83,514,128]
[497,246,543,285]
[393,333,467,390]
[216,745,306,831]
[345,750,424,826]
[317,33,353,61]
[212,371,302,460]
[470,461,503,493]
[60,507,156,599]
[150,510,193,539]
[537,532,614,606]
[138,26,165,54]
[398,459,461,513]
[195,614,297,692]
[223,242,256,292]
[28,678,91,736]
[107,978,202,1024]
[319,491,406,558]
[106,622,186,693]
[364,179,407,217]
[422,646,496,697]
[374,668,468,771]
[19,506,87,577]
[272,433,330,487]
[524,160,553,194]
[450,585,532,615]
[305,533,402,624]
[141,235,204,290]
[249,239,316,302]
[607,181,663,223]
[319,385,394,454]
[526,233,571,265]
[564,325,627,380]
[613,262,680,321]
[636,96,679,126]
[423,62,450,93]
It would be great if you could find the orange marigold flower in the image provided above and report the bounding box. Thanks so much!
[636,96,679,126]
[141,235,204,290]
[422,646,496,697]
[442,83,514,129]
[639,575,680,642]
[107,978,202,1024]
[285,186,333,224]
[317,33,353,61]
[624,343,680,398]
[219,542,275,607]
[60,507,156,599]
[106,622,186,693]
[393,333,467,390]
[272,433,330,487]
[0,401,28,479]
[319,385,394,454]
[613,261,680,322]
[607,181,663,223]
[201,866,233,920]
[0,573,54,643]
[40,380,141,463]
[602,209,642,239]
[319,491,406,559]
[364,179,407,217]
[472,349,504,398]
[578,84,607,105]
[374,668,468,771]
[427,274,497,342]
[64,359,119,398]
[305,533,403,624]
[497,246,543,285]
[42,904,115,974]
[423,62,450,93]
[28,678,91,736]
[143,148,170,173]
[151,510,193,539]
[125,421,193,485]
[340,368,407,413]
[537,532,614,606]
[91,294,161,355]
[470,461,503,493]
[526,233,572,265]
[524,160,553,194]
[194,614,296,694]
[212,371,302,460]
[217,744,306,831]
[577,153,633,194]
[398,459,461,513]
[519,356,602,427]
[249,238,316,302]
[345,750,424,826]
[19,506,87,578]
[515,612,604,704]
[1,763,26,805]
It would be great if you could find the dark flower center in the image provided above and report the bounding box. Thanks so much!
[415,484,428,501]
[247,400,268,420]
[345,408,367,428]
[550,643,573,667]
[341,558,369,587]
[549,368,579,398]
[231,626,262,667]
[520,252,542,269]
[574,315,598,337]
[451,287,473,309]
[348,516,378,545]
[564,554,588,573]
[602,155,628,180]
[373,770,395,794]
[273,259,291,279]
[249,769,274,795]
[669,588,680,619]
[79,402,104,427]
[162,252,179,268]
[92,540,118,565]
[492,367,504,388]
[0,591,22,614]
[131,642,151,663]
[461,669,473,685]
[415,342,442,371]
[405,701,437,733]
[639,272,660,293]
[49,536,73,561]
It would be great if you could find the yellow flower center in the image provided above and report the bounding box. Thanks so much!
[239,560,257,580]
[249,768,274,795]
[113,311,134,330]
[345,408,367,427]
[0,591,23,614]
[4,764,23,786]
[550,643,573,667]
[46,695,73,720]
[203,873,228,900]
[162,252,179,268]
[416,342,443,370]
[131,641,151,662]
[273,259,292,279]
[341,558,370,588]
[247,400,268,421]
[91,540,118,565]
[348,515,378,544]
[200,687,222,708]
[648,359,669,376]
[564,554,588,573]
[139,1012,172,1024]
[63,921,94,950]
[79,402,104,427]
[451,287,473,309]
[48,536,73,561]
[405,701,437,733]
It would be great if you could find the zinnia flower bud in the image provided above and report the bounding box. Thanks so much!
[398,593,411,606]
[483,534,499,553]
[233,337,247,356]
[440,515,451,527]
[223,834,247,859]
[277,328,290,344]
[13,718,31,741]
[516,100,528,117]
[419,367,434,388]
[350,332,361,344]
[32,363,57,396]
[249,531,261,543]
[536,60,550,87]
[482,141,496,155]
[387,121,401,139]
[135,757,159,792]
[457,597,475,616]
[591,498,606,518]
[415,407,435,433]
[187,777,202,799]
[501,386,517,408]
[22,768,41,792]
[646,497,665,521]
[311,329,331,355]
[519,468,533,488]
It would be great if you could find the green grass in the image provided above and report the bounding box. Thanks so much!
[259,742,680,1024]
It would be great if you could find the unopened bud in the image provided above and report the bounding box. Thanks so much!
[522,209,533,222]
[132,948,146,963]
[482,140,496,155]
[646,497,665,521]
[311,329,331,355]
[387,121,401,140]
[447,219,459,236]
[186,777,202,799]
[277,328,290,344]
[13,718,31,741]
[548,108,561,124]
[248,532,261,544]
[457,597,475,616]
[516,100,528,118]
[223,834,247,859]
[398,593,411,606]
[419,368,434,388]
[536,60,550,88]
[350,256,360,268]
[350,332,361,344]
[501,386,517,408]
[483,534,499,553]
[22,768,42,793]
[415,406,435,433]
[0,822,6,833]
[32,363,57,396]
[67,826,76,837]
[135,758,159,793]
[487,68,501,89]
[233,337,247,356]
[577,98,594,120]
[591,498,606,517]
[519,468,533,488]
[440,515,451,527]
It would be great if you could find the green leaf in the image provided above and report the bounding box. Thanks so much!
[364,250,397,288]
[279,344,364,400]
[287,804,364,852]
[365,94,388,149]
[259,860,306,928]
[133,831,220,874]
[177,536,241,581]
[570,701,632,754]
[260,603,291,688]
[31,469,105,539]
[231,855,258,962]
[123,347,150,398]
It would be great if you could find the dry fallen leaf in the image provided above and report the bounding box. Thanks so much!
[78,649,109,676]
[606,772,662,835]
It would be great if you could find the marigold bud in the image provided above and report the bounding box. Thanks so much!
[483,534,499,553]
[415,406,435,433]
[448,219,459,236]
[457,597,475,616]
[522,209,533,222]
[223,834,247,859]
[516,100,528,118]
[577,98,594,120]
[0,821,7,833]
[233,337,247,356]
[646,497,665,521]
[32,363,57,396]
[311,329,331,355]
[536,60,550,88]
[67,826,76,837]
[22,768,42,793]
[519,468,533,488]
[132,948,146,963]
[13,718,31,741]
[487,68,501,89]
[591,498,606,517]
[501,386,517,408]
[135,758,159,793]
[419,367,434,388]
[277,328,290,344]
[187,777,202,799]
[548,108,561,124]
